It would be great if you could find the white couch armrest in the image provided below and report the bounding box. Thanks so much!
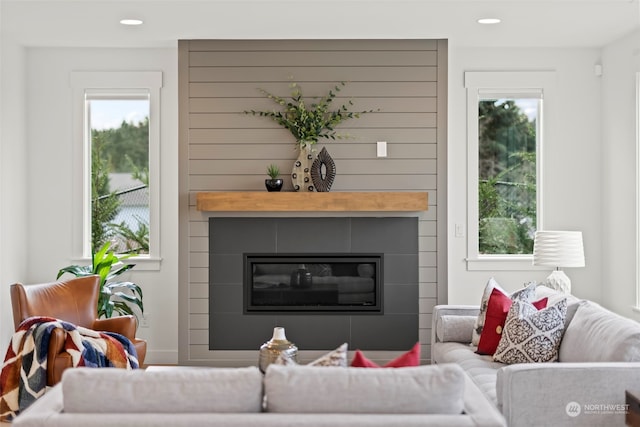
[461,374,507,427]
[431,305,480,346]
[497,362,640,427]
[12,385,63,427]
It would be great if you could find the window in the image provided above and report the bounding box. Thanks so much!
[88,94,150,254]
[71,72,162,268]
[478,96,539,255]
[465,71,555,270]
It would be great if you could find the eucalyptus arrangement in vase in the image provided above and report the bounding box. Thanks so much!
[245,81,375,192]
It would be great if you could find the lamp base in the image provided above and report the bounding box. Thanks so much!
[542,270,572,294]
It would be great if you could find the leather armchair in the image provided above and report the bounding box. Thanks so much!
[10,275,147,386]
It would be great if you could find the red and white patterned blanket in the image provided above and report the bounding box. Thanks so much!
[0,316,138,421]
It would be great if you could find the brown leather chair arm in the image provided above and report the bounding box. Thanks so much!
[47,327,66,359]
[93,316,137,341]
[133,339,147,367]
[48,328,71,386]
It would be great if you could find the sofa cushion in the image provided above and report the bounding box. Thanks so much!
[477,287,548,355]
[493,298,567,364]
[432,342,503,406]
[472,277,501,346]
[559,301,640,362]
[62,367,264,413]
[472,279,536,346]
[264,363,465,414]
[351,342,420,368]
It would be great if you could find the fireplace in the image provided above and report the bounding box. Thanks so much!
[209,217,418,350]
[244,253,383,312]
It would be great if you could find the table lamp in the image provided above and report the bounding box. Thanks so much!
[532,230,585,294]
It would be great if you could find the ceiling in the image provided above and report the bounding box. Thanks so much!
[1,0,639,49]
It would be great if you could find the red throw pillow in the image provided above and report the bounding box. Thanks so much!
[477,289,548,355]
[350,342,421,368]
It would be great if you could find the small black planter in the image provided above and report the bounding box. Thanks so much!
[265,179,284,192]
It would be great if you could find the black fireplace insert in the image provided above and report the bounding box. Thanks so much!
[244,253,383,313]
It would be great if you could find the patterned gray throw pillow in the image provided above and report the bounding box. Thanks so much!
[493,298,568,364]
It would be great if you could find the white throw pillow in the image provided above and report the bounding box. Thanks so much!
[493,297,567,364]
[275,342,348,367]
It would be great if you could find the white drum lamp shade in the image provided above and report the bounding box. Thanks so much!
[533,231,585,293]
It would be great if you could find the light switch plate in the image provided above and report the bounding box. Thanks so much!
[377,141,387,157]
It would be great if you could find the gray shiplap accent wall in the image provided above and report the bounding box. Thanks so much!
[178,39,446,366]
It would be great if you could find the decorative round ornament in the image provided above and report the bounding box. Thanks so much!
[310,147,336,192]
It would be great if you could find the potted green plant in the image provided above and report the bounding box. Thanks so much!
[57,242,144,321]
[245,81,376,192]
[265,163,283,192]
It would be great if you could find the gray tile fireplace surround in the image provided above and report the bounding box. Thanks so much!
[209,217,418,351]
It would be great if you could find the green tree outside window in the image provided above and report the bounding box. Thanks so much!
[478,99,538,255]
[90,113,150,254]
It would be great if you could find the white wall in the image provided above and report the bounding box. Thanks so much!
[22,47,179,364]
[601,29,640,320]
[2,41,631,363]
[0,36,28,356]
[447,47,603,305]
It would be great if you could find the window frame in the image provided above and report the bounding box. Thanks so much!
[464,71,555,271]
[71,71,162,270]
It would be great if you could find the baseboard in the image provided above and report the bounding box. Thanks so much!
[143,349,179,365]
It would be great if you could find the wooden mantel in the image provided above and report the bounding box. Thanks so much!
[196,192,428,212]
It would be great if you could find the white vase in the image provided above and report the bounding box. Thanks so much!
[291,143,315,192]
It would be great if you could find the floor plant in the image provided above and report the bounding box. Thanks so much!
[57,242,144,320]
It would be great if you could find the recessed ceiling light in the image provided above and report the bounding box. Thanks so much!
[120,19,143,26]
[477,18,501,25]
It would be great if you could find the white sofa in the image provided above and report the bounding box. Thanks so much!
[13,363,506,427]
[431,286,640,427]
